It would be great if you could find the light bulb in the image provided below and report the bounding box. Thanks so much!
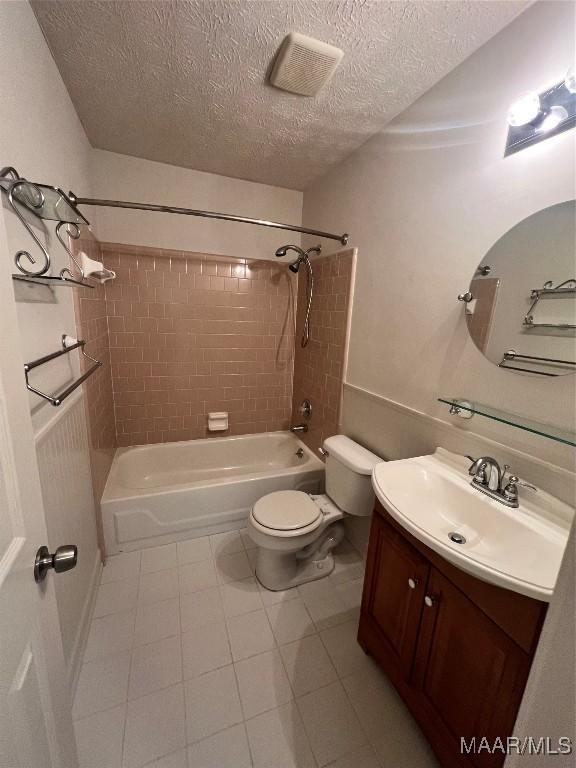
[506,91,541,127]
[565,65,576,94]
[537,105,568,133]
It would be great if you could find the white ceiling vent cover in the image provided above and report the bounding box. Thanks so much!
[270,33,344,96]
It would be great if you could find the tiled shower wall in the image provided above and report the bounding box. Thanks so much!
[73,232,116,502]
[74,238,353,460]
[291,249,355,454]
[101,244,295,446]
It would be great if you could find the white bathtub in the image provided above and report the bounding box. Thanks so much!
[101,432,325,554]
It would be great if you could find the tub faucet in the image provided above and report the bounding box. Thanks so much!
[290,424,308,434]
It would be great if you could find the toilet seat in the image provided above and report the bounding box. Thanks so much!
[251,490,323,535]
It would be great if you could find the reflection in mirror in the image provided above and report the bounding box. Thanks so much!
[465,200,575,376]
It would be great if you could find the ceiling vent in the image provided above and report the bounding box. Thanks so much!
[269,33,344,97]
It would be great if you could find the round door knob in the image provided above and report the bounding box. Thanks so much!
[424,595,437,608]
[34,545,78,583]
[408,578,419,589]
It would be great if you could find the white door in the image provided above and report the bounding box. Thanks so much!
[0,213,78,767]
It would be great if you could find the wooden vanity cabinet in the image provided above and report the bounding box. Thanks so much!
[358,500,548,768]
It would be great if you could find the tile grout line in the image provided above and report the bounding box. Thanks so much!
[221,591,255,768]
[83,540,369,767]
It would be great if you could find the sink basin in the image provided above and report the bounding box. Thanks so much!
[371,448,573,601]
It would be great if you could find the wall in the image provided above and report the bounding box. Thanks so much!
[0,0,100,687]
[90,149,303,260]
[101,243,295,446]
[505,525,575,767]
[291,249,355,454]
[302,0,575,476]
[72,231,116,524]
[302,0,575,748]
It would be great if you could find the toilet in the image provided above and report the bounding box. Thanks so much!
[248,435,382,591]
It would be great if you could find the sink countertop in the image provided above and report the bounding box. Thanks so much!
[371,448,573,602]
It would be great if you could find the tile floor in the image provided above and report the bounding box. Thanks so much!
[74,531,438,768]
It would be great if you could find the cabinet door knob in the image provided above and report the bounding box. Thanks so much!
[424,595,437,608]
[408,578,419,589]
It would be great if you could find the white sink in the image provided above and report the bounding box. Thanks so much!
[371,448,573,601]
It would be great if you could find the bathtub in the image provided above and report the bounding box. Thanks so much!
[101,432,325,554]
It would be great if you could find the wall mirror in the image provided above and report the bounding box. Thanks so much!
[462,200,575,377]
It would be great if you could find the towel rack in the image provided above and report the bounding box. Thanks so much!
[524,279,576,329]
[498,349,575,377]
[25,335,102,406]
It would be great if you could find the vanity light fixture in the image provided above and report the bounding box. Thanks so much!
[505,66,576,155]
[506,91,541,127]
[565,65,576,94]
[537,105,569,133]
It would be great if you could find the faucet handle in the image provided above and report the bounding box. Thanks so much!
[503,476,519,503]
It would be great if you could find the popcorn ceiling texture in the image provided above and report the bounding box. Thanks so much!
[31,0,528,190]
[101,243,296,447]
[291,250,355,455]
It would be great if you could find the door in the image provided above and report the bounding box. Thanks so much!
[361,512,430,677]
[0,212,78,766]
[413,568,531,768]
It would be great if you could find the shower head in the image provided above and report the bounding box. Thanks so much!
[288,260,300,273]
[275,243,321,262]
[275,244,304,259]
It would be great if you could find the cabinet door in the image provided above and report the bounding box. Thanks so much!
[361,513,430,677]
[413,569,531,768]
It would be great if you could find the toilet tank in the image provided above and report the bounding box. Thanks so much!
[323,435,382,517]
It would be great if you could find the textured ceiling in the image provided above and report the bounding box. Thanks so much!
[32,0,530,190]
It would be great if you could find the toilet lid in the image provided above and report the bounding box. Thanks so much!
[252,491,322,531]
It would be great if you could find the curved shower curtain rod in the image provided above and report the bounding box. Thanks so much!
[69,193,350,246]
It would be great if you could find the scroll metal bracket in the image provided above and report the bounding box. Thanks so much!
[0,170,52,277]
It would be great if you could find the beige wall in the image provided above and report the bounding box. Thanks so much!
[303,0,575,749]
[0,0,100,689]
[72,232,116,543]
[89,149,303,260]
[505,525,575,767]
[0,1,94,435]
[302,0,575,473]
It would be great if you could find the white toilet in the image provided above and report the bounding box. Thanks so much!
[248,435,382,591]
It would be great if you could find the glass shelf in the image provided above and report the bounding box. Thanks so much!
[438,398,576,448]
[12,274,93,289]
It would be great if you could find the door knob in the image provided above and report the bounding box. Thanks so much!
[424,595,438,608]
[408,578,419,589]
[34,545,78,583]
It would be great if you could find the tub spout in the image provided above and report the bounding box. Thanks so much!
[290,424,308,434]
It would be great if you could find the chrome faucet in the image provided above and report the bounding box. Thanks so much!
[290,424,308,434]
[468,456,503,492]
[467,456,538,508]
[468,456,515,507]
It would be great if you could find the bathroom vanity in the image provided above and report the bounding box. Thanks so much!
[358,499,548,768]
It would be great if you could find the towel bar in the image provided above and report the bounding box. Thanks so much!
[24,335,101,406]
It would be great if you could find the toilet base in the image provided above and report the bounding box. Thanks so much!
[255,522,345,591]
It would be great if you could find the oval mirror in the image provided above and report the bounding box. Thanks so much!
[463,200,575,376]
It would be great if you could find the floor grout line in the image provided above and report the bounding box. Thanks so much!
[80,539,373,768]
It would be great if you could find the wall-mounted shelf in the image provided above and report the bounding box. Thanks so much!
[12,274,93,289]
[438,397,576,448]
[524,279,576,330]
